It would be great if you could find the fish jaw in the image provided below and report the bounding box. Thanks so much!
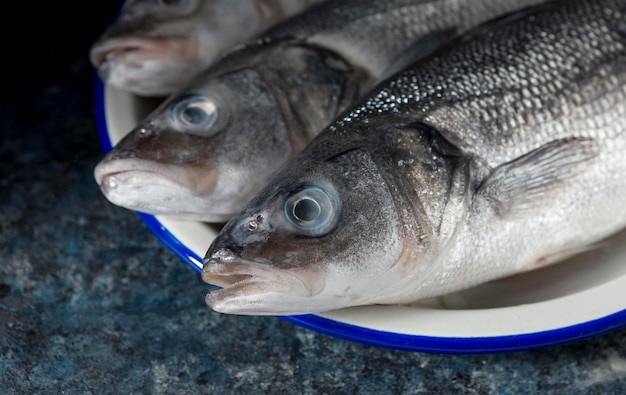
[202,248,351,316]
[94,157,226,221]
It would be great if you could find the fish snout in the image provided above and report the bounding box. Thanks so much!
[202,247,257,288]
[204,230,246,264]
[204,246,241,265]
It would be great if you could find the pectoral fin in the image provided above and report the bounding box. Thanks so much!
[475,138,599,217]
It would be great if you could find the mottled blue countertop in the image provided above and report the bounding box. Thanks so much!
[2,2,626,394]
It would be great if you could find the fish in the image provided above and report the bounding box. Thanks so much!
[90,0,323,97]
[94,0,547,222]
[201,0,626,315]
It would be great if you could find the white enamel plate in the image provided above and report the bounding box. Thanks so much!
[96,81,626,353]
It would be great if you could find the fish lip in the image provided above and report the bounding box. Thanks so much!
[202,261,262,288]
[94,158,183,189]
[90,36,195,68]
[94,158,218,196]
[202,254,311,295]
[203,257,288,286]
[97,170,184,194]
[91,37,154,67]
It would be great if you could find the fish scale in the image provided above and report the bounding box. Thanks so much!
[333,0,626,301]
[96,0,548,222]
[202,0,626,315]
[354,2,626,166]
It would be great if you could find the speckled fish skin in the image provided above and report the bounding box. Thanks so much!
[202,0,626,315]
[94,0,547,222]
[90,0,323,97]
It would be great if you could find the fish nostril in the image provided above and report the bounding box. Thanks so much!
[246,214,264,231]
[138,127,151,137]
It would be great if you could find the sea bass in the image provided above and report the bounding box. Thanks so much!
[94,0,546,222]
[90,0,323,96]
[202,0,626,315]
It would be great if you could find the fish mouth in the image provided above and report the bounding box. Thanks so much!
[90,36,198,74]
[203,260,292,288]
[91,35,200,96]
[202,250,322,315]
[94,158,217,201]
[203,252,308,289]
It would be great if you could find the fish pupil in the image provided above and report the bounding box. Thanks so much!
[284,186,338,236]
[160,0,183,6]
[172,96,220,134]
[293,197,321,222]
[182,106,207,125]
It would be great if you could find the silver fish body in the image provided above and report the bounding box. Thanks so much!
[91,0,322,96]
[202,0,626,315]
[94,0,546,222]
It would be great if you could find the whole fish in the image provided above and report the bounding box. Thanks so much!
[91,0,323,96]
[202,0,626,315]
[94,0,546,222]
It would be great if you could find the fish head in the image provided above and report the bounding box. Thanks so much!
[90,0,208,96]
[202,125,421,315]
[96,41,361,222]
[94,58,297,222]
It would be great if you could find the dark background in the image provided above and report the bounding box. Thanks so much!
[2,1,626,393]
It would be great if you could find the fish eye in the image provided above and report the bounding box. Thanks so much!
[154,0,198,13]
[157,0,188,7]
[171,96,224,136]
[284,186,339,236]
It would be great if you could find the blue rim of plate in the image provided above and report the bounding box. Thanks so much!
[94,77,626,354]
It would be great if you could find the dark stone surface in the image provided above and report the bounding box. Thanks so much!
[2,2,626,394]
